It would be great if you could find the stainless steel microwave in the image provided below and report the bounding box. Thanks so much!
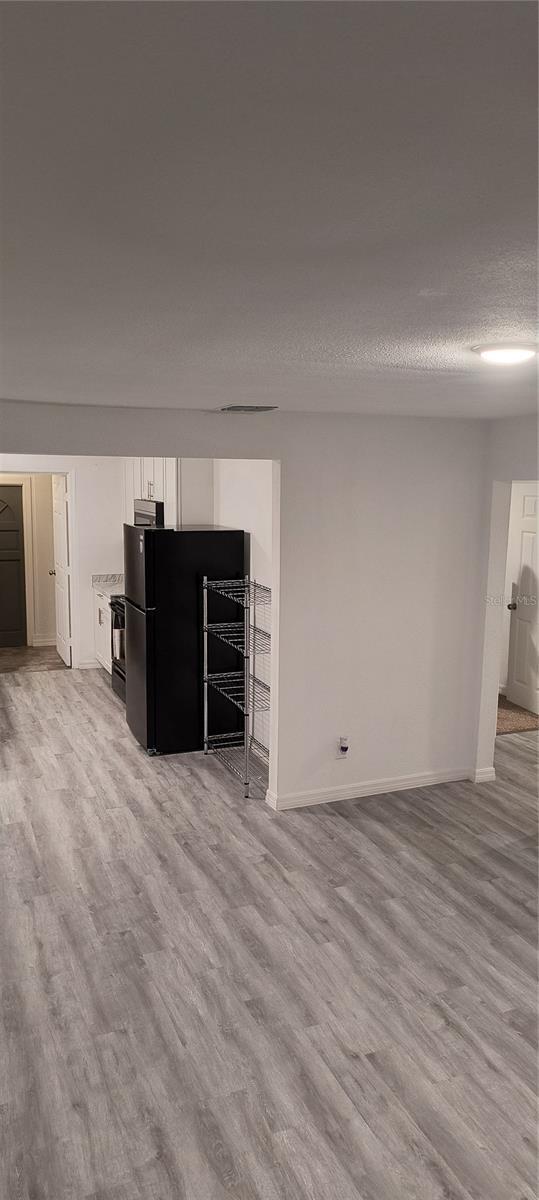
[133,498,165,527]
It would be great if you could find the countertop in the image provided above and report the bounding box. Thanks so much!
[92,573,124,599]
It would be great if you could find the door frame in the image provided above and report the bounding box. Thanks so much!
[51,472,74,667]
[474,477,537,781]
[504,481,538,713]
[0,474,35,646]
[0,469,76,664]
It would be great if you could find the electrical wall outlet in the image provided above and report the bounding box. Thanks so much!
[337,736,349,759]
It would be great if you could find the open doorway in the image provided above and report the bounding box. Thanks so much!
[497,480,538,735]
[0,472,70,673]
[0,452,280,802]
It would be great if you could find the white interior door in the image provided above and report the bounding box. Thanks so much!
[506,482,538,713]
[52,474,72,666]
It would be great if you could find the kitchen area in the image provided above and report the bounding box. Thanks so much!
[90,456,277,795]
[0,450,277,796]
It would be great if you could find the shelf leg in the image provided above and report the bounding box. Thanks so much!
[203,577,208,754]
[244,573,250,797]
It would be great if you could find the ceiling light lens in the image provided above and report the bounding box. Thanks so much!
[474,345,536,365]
[218,405,278,413]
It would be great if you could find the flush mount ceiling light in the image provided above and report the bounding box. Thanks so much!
[472,343,537,365]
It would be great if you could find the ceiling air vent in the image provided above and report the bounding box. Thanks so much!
[218,405,278,414]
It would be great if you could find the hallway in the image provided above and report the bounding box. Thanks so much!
[0,646,66,674]
[0,665,536,1199]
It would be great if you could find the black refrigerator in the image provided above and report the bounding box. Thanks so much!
[124,524,248,754]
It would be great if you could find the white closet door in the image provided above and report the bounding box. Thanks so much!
[52,474,71,666]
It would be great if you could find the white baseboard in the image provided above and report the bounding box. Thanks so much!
[75,658,101,670]
[32,635,56,647]
[470,767,496,784]
[266,766,470,812]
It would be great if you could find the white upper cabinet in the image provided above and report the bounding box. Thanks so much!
[152,458,165,501]
[141,457,154,500]
[123,458,178,524]
[123,458,141,525]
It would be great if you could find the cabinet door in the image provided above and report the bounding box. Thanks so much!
[152,458,165,502]
[133,458,143,501]
[142,458,154,500]
[94,593,112,671]
[102,605,112,672]
[124,458,143,521]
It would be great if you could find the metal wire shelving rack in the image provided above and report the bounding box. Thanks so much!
[203,576,271,797]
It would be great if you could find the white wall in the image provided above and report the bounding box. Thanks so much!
[71,458,124,665]
[276,422,489,805]
[213,458,276,758]
[487,414,538,482]
[1,402,498,808]
[213,459,273,586]
[0,453,125,667]
[179,458,214,524]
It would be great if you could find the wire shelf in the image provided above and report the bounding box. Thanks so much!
[250,736,270,767]
[206,622,271,655]
[203,576,271,798]
[205,578,271,608]
[208,739,268,792]
[207,730,245,746]
[206,671,270,714]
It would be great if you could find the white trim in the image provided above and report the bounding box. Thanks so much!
[268,460,281,797]
[32,635,56,647]
[76,657,101,670]
[470,767,496,783]
[473,481,512,783]
[64,471,76,667]
[266,767,470,811]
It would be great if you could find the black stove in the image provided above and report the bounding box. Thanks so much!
[110,594,126,702]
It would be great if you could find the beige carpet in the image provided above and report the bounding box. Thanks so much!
[497,693,539,735]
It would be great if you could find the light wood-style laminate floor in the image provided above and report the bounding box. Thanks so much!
[0,666,537,1199]
[0,645,67,673]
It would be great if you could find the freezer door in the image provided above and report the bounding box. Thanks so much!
[125,599,155,750]
[124,524,154,609]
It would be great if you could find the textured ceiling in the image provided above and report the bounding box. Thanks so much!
[1,2,537,416]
